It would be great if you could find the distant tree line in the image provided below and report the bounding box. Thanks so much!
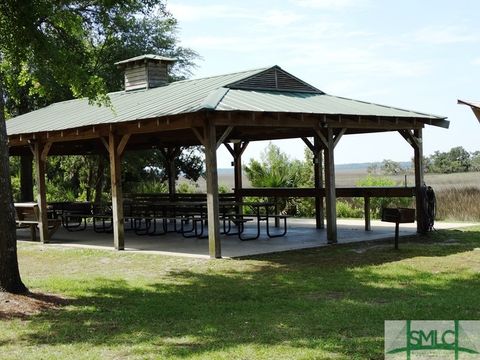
[367,146,480,176]
[424,146,480,174]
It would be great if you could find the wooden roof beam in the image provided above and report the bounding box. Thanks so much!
[216,126,233,149]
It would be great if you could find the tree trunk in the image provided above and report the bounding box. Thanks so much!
[0,75,28,294]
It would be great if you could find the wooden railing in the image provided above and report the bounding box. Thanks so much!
[236,187,416,230]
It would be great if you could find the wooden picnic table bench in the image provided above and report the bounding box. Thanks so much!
[14,202,61,241]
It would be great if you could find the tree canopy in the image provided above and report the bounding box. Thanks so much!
[425,146,476,174]
[5,0,202,204]
[0,0,196,293]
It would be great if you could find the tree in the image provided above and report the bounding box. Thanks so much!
[244,143,310,214]
[471,151,480,172]
[381,159,404,175]
[427,146,471,173]
[0,0,171,294]
[244,143,309,188]
[4,4,199,205]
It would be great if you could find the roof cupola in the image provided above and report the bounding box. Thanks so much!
[115,54,176,91]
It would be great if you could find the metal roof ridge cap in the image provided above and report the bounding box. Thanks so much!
[199,88,230,110]
[178,66,271,84]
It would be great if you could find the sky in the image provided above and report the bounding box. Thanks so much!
[166,0,480,168]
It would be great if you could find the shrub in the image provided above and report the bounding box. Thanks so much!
[176,181,199,194]
[337,200,363,218]
[355,175,413,218]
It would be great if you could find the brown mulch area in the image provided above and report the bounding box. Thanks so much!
[0,292,70,320]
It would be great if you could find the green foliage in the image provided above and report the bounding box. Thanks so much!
[356,175,396,187]
[336,200,363,218]
[297,198,315,217]
[355,175,413,218]
[244,143,309,188]
[176,181,199,194]
[6,229,480,358]
[0,1,198,117]
[470,151,480,172]
[218,184,229,194]
[124,180,167,195]
[0,0,201,204]
[9,157,20,201]
[244,143,311,215]
[426,146,472,173]
[10,175,20,202]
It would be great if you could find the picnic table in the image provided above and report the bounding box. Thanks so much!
[14,202,61,240]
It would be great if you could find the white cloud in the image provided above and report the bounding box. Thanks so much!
[291,0,368,9]
[413,25,479,45]
[168,3,302,27]
[167,3,253,22]
[263,10,303,27]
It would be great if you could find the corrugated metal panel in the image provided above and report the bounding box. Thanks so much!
[6,65,447,136]
[215,89,445,119]
[6,67,270,135]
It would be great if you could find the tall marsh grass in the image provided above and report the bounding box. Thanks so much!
[435,187,480,222]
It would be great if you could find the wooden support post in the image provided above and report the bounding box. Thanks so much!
[205,122,221,258]
[168,156,176,201]
[20,154,34,202]
[225,141,248,212]
[233,142,248,204]
[313,137,325,229]
[364,197,371,231]
[400,129,425,233]
[413,129,425,233]
[233,143,243,193]
[324,128,337,243]
[164,147,180,201]
[109,132,125,250]
[33,142,49,243]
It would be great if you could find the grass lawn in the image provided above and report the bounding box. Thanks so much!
[2,227,480,359]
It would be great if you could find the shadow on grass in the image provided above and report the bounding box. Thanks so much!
[16,229,480,359]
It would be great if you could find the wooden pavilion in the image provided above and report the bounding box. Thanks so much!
[7,55,449,258]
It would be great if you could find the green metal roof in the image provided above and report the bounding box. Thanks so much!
[216,90,444,119]
[6,66,448,136]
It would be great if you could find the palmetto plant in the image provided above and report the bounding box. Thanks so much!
[244,143,310,214]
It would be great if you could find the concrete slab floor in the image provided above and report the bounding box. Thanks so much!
[16,218,478,259]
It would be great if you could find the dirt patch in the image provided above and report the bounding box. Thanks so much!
[0,292,70,320]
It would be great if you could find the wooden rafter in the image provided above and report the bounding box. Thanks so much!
[192,127,206,147]
[41,142,52,161]
[216,126,234,149]
[333,128,346,148]
[116,134,131,157]
[301,137,315,152]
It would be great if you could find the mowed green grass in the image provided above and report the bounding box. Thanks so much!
[2,228,480,360]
